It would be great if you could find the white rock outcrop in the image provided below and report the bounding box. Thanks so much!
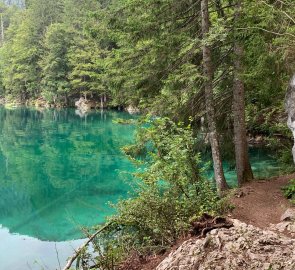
[126,105,140,114]
[156,219,295,270]
[75,97,98,112]
[270,208,295,237]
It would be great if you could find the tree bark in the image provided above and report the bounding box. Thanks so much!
[286,75,295,164]
[233,0,254,187]
[0,13,4,46]
[201,0,228,192]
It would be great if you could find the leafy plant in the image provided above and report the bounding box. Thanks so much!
[282,179,295,204]
[112,117,223,242]
[77,117,226,269]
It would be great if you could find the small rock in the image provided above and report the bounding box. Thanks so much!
[275,221,290,232]
[287,223,295,233]
[263,263,271,269]
[280,208,295,222]
[235,190,245,198]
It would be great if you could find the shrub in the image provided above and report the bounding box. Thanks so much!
[76,117,225,269]
[282,179,295,204]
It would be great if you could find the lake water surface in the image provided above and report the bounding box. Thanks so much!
[0,107,283,269]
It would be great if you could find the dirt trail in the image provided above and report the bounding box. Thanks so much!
[120,173,295,270]
[230,173,295,228]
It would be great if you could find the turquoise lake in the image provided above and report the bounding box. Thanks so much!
[0,107,283,269]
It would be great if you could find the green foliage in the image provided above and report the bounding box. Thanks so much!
[75,117,225,269]
[0,10,40,99]
[282,179,295,204]
[73,117,228,270]
[65,0,105,99]
[104,0,204,115]
[245,104,294,172]
[0,0,294,267]
[68,35,104,98]
[112,118,135,125]
[115,117,222,244]
[40,23,71,104]
[0,0,293,144]
[0,0,105,103]
[0,0,65,100]
[266,137,294,174]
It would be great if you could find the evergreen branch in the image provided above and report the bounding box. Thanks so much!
[237,26,295,39]
[261,0,295,24]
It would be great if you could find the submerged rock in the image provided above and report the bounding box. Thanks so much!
[285,74,295,164]
[156,219,295,270]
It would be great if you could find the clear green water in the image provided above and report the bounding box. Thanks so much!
[206,148,283,187]
[0,107,136,242]
[0,107,284,269]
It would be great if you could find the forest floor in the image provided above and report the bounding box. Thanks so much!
[120,173,295,270]
[230,172,295,229]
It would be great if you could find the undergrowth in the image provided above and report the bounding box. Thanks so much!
[75,117,227,270]
[282,179,295,204]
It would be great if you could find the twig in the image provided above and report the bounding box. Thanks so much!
[55,243,62,270]
[237,26,295,39]
[62,222,113,270]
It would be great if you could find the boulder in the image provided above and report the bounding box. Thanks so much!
[75,97,98,112]
[126,105,140,114]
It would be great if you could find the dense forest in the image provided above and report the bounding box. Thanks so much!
[0,0,294,268]
[0,0,294,180]
[0,0,293,110]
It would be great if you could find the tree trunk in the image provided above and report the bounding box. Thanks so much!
[201,0,228,192]
[0,13,4,46]
[286,75,295,164]
[233,0,254,187]
[100,95,104,109]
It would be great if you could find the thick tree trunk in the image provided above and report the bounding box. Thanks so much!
[233,1,254,187]
[201,0,228,192]
[286,75,295,164]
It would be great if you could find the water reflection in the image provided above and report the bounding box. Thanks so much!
[0,226,85,270]
[0,107,136,241]
[0,106,284,270]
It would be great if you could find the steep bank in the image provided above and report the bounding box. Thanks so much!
[155,174,295,269]
[124,174,295,270]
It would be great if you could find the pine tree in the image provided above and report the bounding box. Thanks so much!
[201,0,228,192]
[40,23,71,104]
[232,0,253,186]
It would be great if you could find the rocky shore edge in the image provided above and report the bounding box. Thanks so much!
[156,209,295,270]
